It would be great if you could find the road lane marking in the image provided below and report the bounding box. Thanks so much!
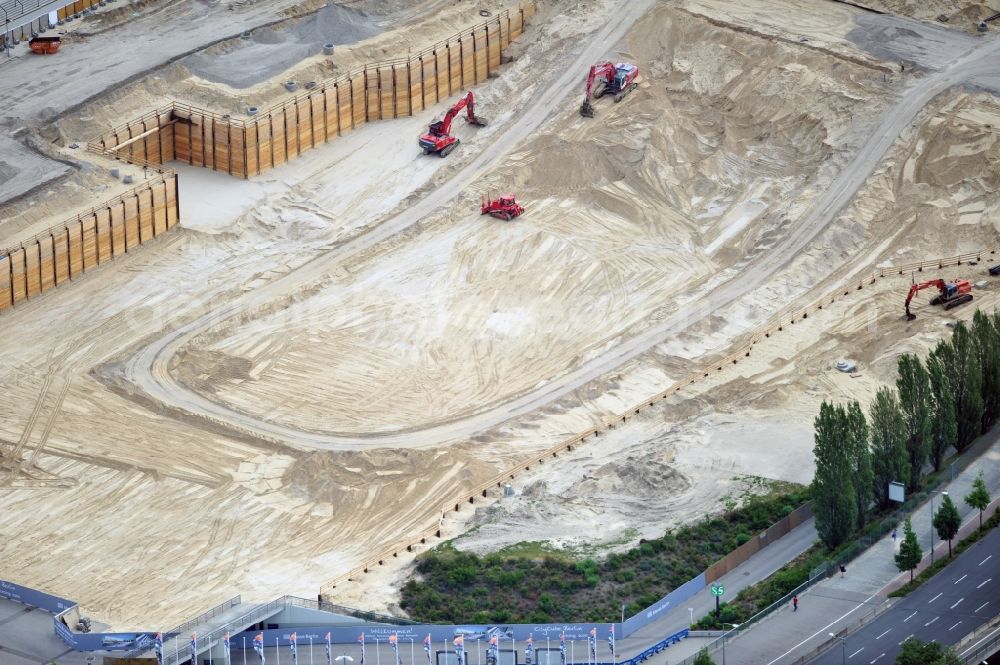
[977,578,991,589]
[925,617,939,627]
[980,555,992,566]
[763,593,880,665]
[955,575,967,584]
[929,593,943,603]
[949,621,963,631]
[904,612,917,622]
[899,635,914,646]
[849,648,864,658]
[870,654,885,664]
[975,602,989,612]
[950,598,964,609]
[875,630,890,640]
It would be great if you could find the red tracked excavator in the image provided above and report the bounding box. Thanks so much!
[419,91,487,157]
[580,61,639,117]
[904,278,973,320]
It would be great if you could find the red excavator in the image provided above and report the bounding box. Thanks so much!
[904,278,973,320]
[580,61,639,117]
[419,91,487,157]
[481,192,524,221]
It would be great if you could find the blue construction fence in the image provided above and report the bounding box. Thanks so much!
[5,566,706,652]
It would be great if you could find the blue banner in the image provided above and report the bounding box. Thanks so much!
[0,579,73,613]
[622,573,705,636]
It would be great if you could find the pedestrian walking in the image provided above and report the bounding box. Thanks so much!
[792,595,798,612]
[839,564,847,577]
[892,528,897,542]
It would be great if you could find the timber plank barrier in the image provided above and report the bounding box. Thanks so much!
[317,247,1000,597]
[0,170,180,313]
[87,5,536,179]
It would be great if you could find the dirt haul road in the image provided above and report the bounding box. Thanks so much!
[123,9,1000,450]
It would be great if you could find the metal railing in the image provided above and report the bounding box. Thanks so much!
[124,595,241,658]
[161,596,285,665]
[958,619,1000,664]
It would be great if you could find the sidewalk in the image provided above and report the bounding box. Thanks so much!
[720,438,1000,665]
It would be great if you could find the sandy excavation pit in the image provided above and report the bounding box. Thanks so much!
[3,0,1000,633]
[170,4,892,436]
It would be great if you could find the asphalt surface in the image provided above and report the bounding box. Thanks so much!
[807,528,1000,665]
[121,13,1000,450]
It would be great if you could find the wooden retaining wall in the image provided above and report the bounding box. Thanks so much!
[86,6,535,178]
[0,172,180,313]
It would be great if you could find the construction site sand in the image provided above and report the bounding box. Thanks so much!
[453,89,1000,557]
[174,3,890,436]
[2,0,998,629]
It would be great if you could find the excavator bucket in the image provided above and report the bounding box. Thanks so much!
[469,115,488,127]
[580,100,595,118]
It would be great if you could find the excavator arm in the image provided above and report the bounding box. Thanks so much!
[430,92,486,137]
[905,279,945,320]
[580,62,616,117]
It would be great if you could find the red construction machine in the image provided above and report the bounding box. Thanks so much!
[481,193,524,221]
[419,91,487,157]
[904,278,973,320]
[580,61,639,117]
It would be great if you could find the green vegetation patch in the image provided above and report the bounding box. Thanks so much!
[400,486,810,624]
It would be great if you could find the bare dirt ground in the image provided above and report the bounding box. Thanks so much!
[3,0,1000,632]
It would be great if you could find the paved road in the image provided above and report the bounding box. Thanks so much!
[120,13,1000,450]
[715,438,1000,665]
[808,528,999,665]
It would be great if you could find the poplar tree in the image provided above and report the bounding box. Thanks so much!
[896,354,931,491]
[926,354,957,471]
[846,400,873,526]
[869,388,908,510]
[812,402,857,549]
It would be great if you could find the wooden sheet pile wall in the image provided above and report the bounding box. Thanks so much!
[88,108,176,166]
[0,172,179,313]
[170,5,534,178]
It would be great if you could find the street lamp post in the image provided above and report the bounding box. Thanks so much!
[828,633,846,665]
[720,624,740,665]
[930,490,949,565]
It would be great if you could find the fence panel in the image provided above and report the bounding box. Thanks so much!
[110,203,127,256]
[422,55,438,107]
[487,22,502,71]
[10,249,26,305]
[53,230,70,285]
[38,236,55,293]
[351,75,367,127]
[474,28,488,83]
[80,216,98,272]
[394,66,410,117]
[378,66,396,120]
[24,242,42,298]
[270,113,287,166]
[461,37,475,86]
[165,176,179,229]
[284,105,300,160]
[138,189,155,243]
[447,40,462,97]
[324,87,339,139]
[0,256,11,312]
[151,181,169,236]
[408,60,424,114]
[257,117,273,172]
[95,208,112,264]
[67,223,83,278]
[123,197,141,251]
[311,93,326,145]
[365,69,380,122]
